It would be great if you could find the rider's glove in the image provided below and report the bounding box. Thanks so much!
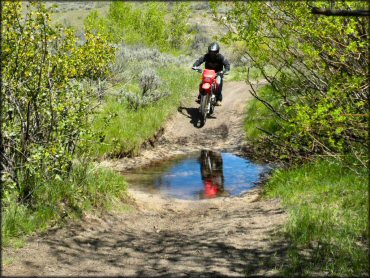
[192,66,202,73]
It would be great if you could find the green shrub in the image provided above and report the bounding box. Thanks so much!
[2,2,115,203]
[214,2,368,162]
[2,2,120,247]
[84,2,193,53]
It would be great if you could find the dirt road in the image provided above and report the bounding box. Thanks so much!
[3,81,288,276]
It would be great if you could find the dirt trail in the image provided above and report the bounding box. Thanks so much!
[3,81,288,276]
[102,80,265,171]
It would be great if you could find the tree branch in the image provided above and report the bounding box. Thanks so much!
[247,82,288,121]
[311,7,370,17]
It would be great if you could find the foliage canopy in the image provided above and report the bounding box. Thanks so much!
[212,1,368,163]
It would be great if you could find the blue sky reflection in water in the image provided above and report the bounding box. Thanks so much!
[124,150,269,200]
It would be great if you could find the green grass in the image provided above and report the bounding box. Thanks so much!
[263,158,368,276]
[244,85,281,141]
[91,65,199,157]
[2,164,128,248]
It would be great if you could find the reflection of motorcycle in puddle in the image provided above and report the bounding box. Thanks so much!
[198,150,230,199]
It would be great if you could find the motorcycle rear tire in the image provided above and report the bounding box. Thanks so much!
[200,112,206,125]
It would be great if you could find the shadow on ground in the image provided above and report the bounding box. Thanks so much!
[178,106,218,129]
[178,106,202,128]
[16,204,288,276]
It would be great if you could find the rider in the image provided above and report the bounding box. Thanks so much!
[192,42,230,106]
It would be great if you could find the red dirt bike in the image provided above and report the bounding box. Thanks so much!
[192,67,224,126]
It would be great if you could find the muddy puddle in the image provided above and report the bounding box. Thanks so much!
[122,150,269,200]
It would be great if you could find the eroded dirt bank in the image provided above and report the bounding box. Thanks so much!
[3,81,288,276]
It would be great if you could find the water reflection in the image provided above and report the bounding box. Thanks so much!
[123,150,268,200]
[199,150,228,199]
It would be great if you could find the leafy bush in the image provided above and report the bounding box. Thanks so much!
[84,2,193,53]
[84,10,107,35]
[2,2,115,204]
[168,3,192,49]
[213,1,369,163]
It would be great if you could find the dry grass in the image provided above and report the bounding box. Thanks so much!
[47,1,110,31]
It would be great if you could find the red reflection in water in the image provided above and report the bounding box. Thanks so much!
[199,150,227,199]
[204,179,218,197]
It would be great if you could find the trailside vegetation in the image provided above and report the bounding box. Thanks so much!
[84,2,192,53]
[90,64,198,158]
[81,3,199,158]
[211,1,369,275]
[1,2,199,245]
[1,2,124,245]
[264,159,368,276]
[212,1,368,164]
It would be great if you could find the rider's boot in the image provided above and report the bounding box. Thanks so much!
[215,86,222,106]
[196,91,201,103]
